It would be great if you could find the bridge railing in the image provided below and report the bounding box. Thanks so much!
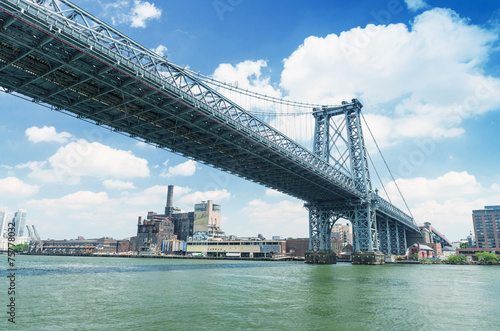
[375,196,419,231]
[8,0,360,196]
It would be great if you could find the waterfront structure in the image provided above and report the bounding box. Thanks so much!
[0,210,6,238]
[41,237,117,254]
[408,243,434,259]
[187,240,285,258]
[473,205,500,249]
[13,209,27,237]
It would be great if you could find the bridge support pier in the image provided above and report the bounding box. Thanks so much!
[305,251,337,264]
[305,203,339,264]
[352,251,385,265]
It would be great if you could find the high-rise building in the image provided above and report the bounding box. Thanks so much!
[13,209,27,237]
[0,210,7,238]
[473,205,500,249]
[194,200,223,238]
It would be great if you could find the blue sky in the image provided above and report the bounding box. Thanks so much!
[1,0,500,242]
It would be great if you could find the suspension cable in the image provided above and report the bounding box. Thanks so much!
[367,151,392,203]
[361,113,415,220]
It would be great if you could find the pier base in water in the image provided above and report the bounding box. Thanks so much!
[351,251,385,265]
[305,251,336,264]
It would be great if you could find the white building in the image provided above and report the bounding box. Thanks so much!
[13,209,27,237]
[0,237,30,252]
[0,210,7,238]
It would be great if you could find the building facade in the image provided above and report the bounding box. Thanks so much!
[0,210,7,238]
[13,209,27,237]
[193,200,222,237]
[187,240,285,258]
[473,205,500,249]
[136,214,176,252]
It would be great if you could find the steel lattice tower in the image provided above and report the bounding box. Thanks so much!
[309,99,379,253]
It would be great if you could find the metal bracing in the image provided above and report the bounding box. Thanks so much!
[389,221,400,255]
[378,217,390,254]
[305,203,343,252]
[397,226,407,255]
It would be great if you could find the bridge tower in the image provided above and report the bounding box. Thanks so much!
[306,99,379,263]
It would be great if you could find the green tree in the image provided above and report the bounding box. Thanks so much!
[11,243,29,251]
[460,242,468,249]
[475,252,500,262]
[446,255,467,263]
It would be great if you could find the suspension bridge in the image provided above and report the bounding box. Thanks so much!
[0,0,422,263]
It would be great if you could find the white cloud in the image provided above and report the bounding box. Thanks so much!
[129,0,162,28]
[153,44,168,57]
[238,199,308,238]
[102,179,135,190]
[265,189,286,197]
[279,8,500,146]
[385,171,500,241]
[20,139,149,184]
[404,0,429,12]
[161,159,197,178]
[179,189,230,205]
[0,177,39,197]
[25,126,71,143]
[28,191,110,212]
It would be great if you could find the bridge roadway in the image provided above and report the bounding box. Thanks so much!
[0,0,419,233]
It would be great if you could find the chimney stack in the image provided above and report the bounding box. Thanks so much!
[165,185,174,216]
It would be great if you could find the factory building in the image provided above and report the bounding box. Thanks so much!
[136,213,176,252]
[136,185,196,252]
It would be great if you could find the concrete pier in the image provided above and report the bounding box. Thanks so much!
[305,251,336,264]
[351,251,385,265]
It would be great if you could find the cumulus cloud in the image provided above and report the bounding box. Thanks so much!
[404,0,429,12]
[385,171,500,241]
[178,189,231,205]
[129,0,162,28]
[239,199,308,238]
[275,8,500,147]
[0,177,39,197]
[25,126,72,143]
[103,0,161,28]
[19,139,149,184]
[153,44,168,57]
[28,191,110,211]
[102,179,135,190]
[161,160,197,178]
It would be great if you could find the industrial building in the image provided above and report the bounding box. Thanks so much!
[186,240,286,258]
[136,185,198,252]
[42,237,119,255]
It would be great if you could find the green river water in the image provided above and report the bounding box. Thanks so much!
[2,255,499,330]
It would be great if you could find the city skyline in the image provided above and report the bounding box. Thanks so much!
[1,0,500,241]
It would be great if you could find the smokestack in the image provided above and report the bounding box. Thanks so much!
[165,185,174,216]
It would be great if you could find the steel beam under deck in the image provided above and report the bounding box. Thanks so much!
[0,3,360,204]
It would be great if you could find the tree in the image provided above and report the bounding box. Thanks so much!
[460,242,468,249]
[475,252,500,262]
[446,255,467,263]
[11,244,29,251]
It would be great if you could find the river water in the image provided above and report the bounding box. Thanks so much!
[2,255,499,330]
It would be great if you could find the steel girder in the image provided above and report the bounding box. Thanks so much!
[306,204,340,252]
[378,217,390,254]
[0,0,361,203]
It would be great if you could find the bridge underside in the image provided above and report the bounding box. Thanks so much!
[0,6,357,203]
[307,201,418,256]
